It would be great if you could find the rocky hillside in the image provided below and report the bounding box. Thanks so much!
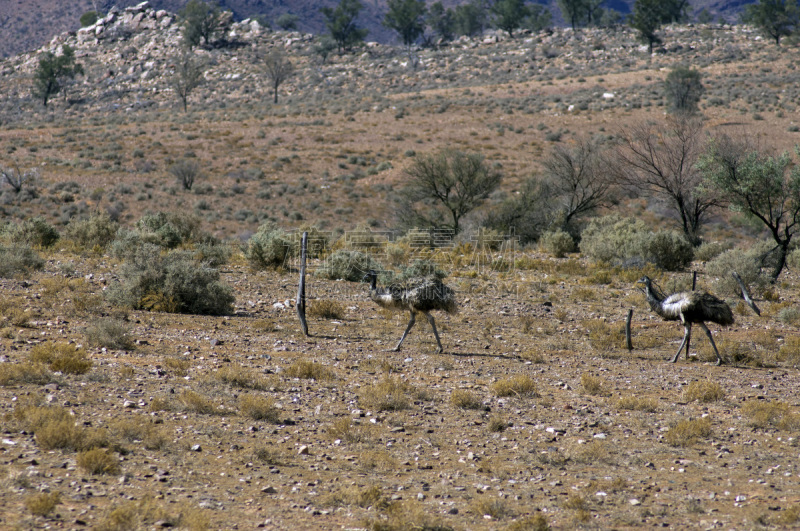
[0,0,753,59]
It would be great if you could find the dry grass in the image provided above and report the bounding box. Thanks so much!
[359,376,422,411]
[0,362,54,386]
[683,381,725,403]
[327,417,374,444]
[492,375,539,398]
[616,395,659,412]
[238,394,281,422]
[212,364,271,390]
[505,513,550,531]
[308,299,346,319]
[28,341,92,374]
[25,491,61,516]
[177,390,227,416]
[742,400,800,431]
[77,448,120,475]
[363,500,450,531]
[324,485,389,509]
[284,359,336,380]
[471,498,514,519]
[450,389,484,409]
[664,417,713,447]
[580,373,611,396]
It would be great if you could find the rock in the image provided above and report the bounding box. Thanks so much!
[298,445,310,455]
[262,486,277,494]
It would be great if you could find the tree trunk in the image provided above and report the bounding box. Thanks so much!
[771,240,790,281]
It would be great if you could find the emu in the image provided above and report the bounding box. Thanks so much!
[363,270,457,354]
[638,276,734,365]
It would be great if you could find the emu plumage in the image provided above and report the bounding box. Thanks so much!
[638,275,734,365]
[364,271,457,353]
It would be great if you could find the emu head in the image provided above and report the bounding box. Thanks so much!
[362,270,378,286]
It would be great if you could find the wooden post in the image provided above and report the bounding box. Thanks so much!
[732,271,761,316]
[625,309,633,351]
[297,231,309,336]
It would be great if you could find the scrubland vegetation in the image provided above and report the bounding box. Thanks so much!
[2,8,800,530]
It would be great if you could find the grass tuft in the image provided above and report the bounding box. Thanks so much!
[683,381,725,403]
[25,491,61,517]
[77,448,120,475]
[492,375,539,398]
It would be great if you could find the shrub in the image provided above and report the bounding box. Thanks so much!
[579,215,693,270]
[7,217,59,248]
[238,394,281,422]
[285,360,336,380]
[580,373,611,396]
[177,390,226,415]
[359,377,419,411]
[0,243,45,278]
[320,249,381,281]
[25,491,61,516]
[107,245,235,315]
[492,375,539,398]
[694,241,729,262]
[450,389,484,409]
[213,364,270,390]
[29,341,92,374]
[539,229,575,258]
[246,222,294,270]
[683,381,724,403]
[742,400,800,430]
[0,362,54,386]
[80,11,99,27]
[84,318,135,350]
[169,159,202,190]
[77,448,120,475]
[616,396,658,412]
[64,212,119,250]
[135,211,201,248]
[664,66,704,115]
[706,244,770,297]
[308,300,345,319]
[664,417,712,446]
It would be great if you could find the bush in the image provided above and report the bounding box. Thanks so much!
[29,341,92,375]
[80,11,99,27]
[694,241,729,262]
[706,244,770,297]
[64,212,119,250]
[664,66,704,115]
[320,249,381,281]
[579,215,693,270]
[169,159,202,190]
[246,222,294,270]
[85,318,135,350]
[135,211,201,248]
[539,229,575,258]
[107,244,234,315]
[6,217,59,248]
[0,243,44,278]
[25,491,61,517]
[77,448,120,475]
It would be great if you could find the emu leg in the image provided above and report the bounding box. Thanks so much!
[684,326,692,359]
[392,311,416,351]
[424,312,444,354]
[670,323,692,363]
[699,322,724,365]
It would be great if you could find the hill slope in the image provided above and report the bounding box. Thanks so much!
[0,0,752,58]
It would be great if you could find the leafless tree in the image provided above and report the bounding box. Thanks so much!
[1,164,38,193]
[170,51,204,112]
[540,136,616,233]
[611,115,717,246]
[264,50,294,104]
[168,159,202,191]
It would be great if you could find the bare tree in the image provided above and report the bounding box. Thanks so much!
[0,164,38,193]
[168,159,202,191]
[612,115,717,246]
[170,51,204,112]
[540,137,615,233]
[264,50,294,104]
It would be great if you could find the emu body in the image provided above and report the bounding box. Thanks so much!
[638,276,734,365]
[364,271,457,353]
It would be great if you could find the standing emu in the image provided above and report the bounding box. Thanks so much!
[363,270,457,353]
[638,276,734,365]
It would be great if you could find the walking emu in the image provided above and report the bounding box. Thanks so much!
[638,276,734,365]
[363,270,457,353]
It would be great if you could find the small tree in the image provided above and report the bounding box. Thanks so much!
[427,1,455,42]
[612,115,717,246]
[180,0,228,48]
[320,0,369,53]
[80,11,99,27]
[169,159,202,191]
[699,136,800,280]
[0,164,38,194]
[170,51,204,112]
[453,0,488,37]
[264,50,294,104]
[558,0,588,29]
[540,137,615,233]
[525,5,554,32]
[630,0,667,53]
[398,149,502,235]
[384,0,428,47]
[33,45,83,107]
[664,66,704,115]
[275,13,300,30]
[742,0,799,45]
[491,0,531,37]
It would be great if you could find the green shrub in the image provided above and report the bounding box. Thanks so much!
[579,215,693,270]
[85,318,135,350]
[320,249,381,281]
[64,212,119,250]
[706,243,770,297]
[0,243,44,278]
[135,211,200,249]
[7,217,59,248]
[694,241,729,262]
[107,245,235,315]
[539,229,575,258]
[80,11,99,27]
[246,222,294,270]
